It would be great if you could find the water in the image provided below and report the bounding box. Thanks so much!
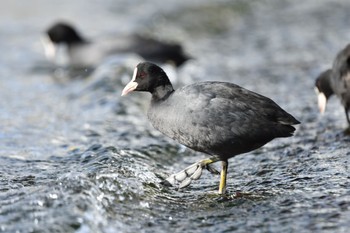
[1,0,350,232]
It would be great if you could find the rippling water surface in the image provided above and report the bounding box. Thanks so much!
[1,0,350,232]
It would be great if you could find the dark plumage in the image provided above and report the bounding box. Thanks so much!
[42,22,190,68]
[315,44,350,125]
[47,22,85,44]
[122,62,300,194]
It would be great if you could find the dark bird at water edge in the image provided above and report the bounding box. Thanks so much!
[122,62,300,194]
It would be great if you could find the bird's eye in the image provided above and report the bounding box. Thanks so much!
[139,72,146,79]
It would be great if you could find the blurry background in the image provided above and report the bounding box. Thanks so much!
[1,0,350,232]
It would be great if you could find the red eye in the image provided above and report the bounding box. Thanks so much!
[139,71,146,79]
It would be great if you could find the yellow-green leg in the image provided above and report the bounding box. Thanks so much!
[218,160,228,194]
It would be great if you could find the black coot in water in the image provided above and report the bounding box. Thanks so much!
[42,22,190,68]
[122,62,300,194]
[315,44,350,126]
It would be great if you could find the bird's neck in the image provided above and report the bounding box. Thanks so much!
[67,38,89,47]
[323,71,335,98]
[151,84,174,101]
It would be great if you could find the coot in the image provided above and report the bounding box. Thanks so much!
[122,62,300,194]
[315,44,350,125]
[42,22,190,68]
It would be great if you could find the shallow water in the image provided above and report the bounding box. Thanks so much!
[1,0,350,232]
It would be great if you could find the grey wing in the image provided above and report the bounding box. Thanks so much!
[179,83,295,144]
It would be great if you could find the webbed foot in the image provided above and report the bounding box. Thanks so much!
[165,157,220,189]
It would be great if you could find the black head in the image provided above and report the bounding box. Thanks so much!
[315,69,334,99]
[315,69,334,113]
[46,22,85,45]
[121,62,173,97]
